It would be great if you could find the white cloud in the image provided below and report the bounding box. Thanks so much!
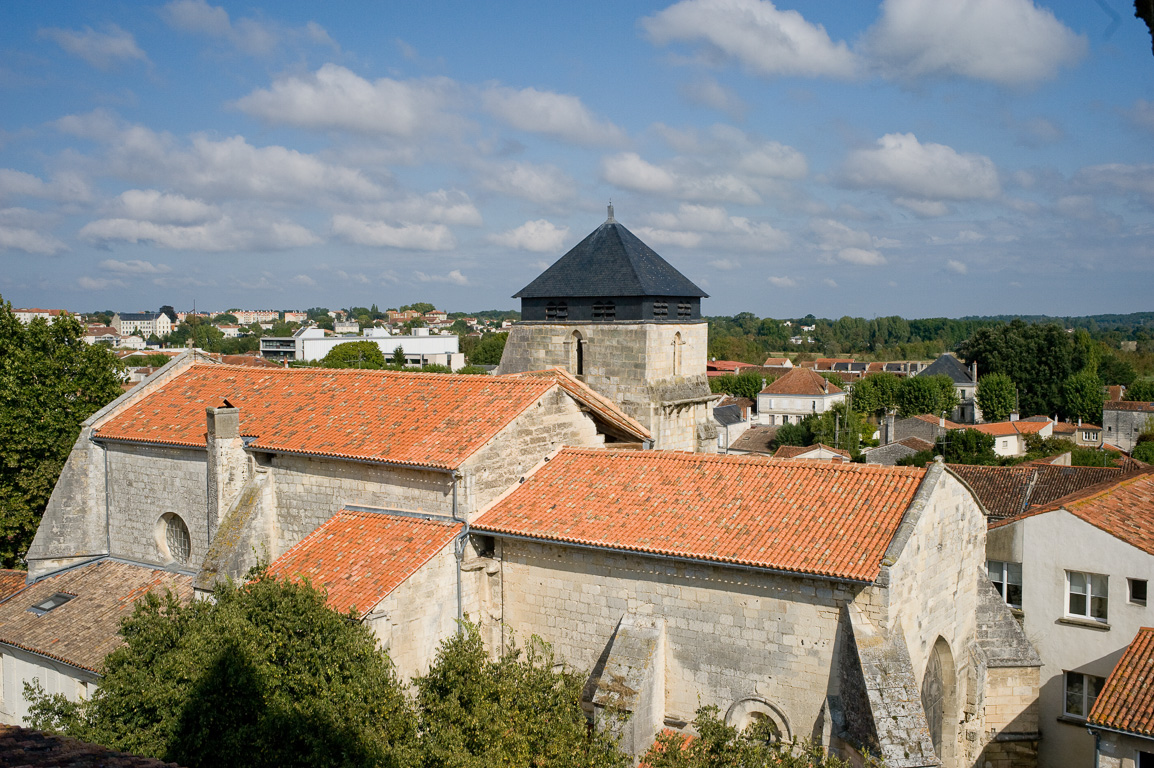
[80,216,320,251]
[864,0,1086,86]
[602,152,760,204]
[414,269,468,286]
[637,204,788,252]
[1077,164,1154,204]
[482,86,626,146]
[489,220,570,253]
[331,215,455,250]
[112,190,218,224]
[235,65,458,137]
[946,260,968,274]
[368,190,482,226]
[335,270,371,285]
[647,204,732,232]
[291,274,317,286]
[738,142,808,180]
[39,25,148,70]
[100,259,172,274]
[843,133,1000,201]
[78,276,127,290]
[838,247,886,266]
[768,276,797,287]
[632,228,704,248]
[0,225,68,255]
[0,169,92,203]
[480,162,576,205]
[709,258,740,270]
[642,0,859,78]
[162,0,335,56]
[680,77,746,118]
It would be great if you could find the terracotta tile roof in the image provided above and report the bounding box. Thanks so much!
[911,414,965,429]
[1088,626,1154,736]
[474,448,929,582]
[0,725,185,767]
[218,354,281,368]
[0,560,193,672]
[989,471,1154,554]
[95,363,558,470]
[1106,385,1125,402]
[0,569,26,600]
[896,436,934,452]
[1105,401,1154,412]
[772,443,850,459]
[970,420,1050,437]
[706,360,751,372]
[762,357,790,366]
[760,367,843,396]
[267,509,461,616]
[948,464,1130,520]
[503,367,651,442]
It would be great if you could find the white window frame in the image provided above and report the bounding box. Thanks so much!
[1063,671,1105,719]
[1066,571,1108,622]
[987,560,1022,609]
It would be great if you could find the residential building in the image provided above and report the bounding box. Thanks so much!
[498,205,718,452]
[916,354,979,423]
[216,324,242,338]
[282,311,307,323]
[1103,401,1154,453]
[756,367,845,426]
[762,356,793,367]
[725,425,777,455]
[771,443,849,461]
[233,310,278,325]
[892,414,965,445]
[111,312,172,338]
[12,308,67,324]
[1052,420,1104,447]
[970,418,1052,458]
[712,398,751,452]
[948,463,1134,520]
[986,471,1154,767]
[84,325,145,349]
[259,326,463,368]
[1087,626,1154,768]
[333,320,360,334]
[862,436,934,465]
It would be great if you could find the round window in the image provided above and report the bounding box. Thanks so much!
[164,514,191,564]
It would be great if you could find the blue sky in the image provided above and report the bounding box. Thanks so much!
[1,0,1152,318]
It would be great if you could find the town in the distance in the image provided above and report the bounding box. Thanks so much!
[2,212,1153,768]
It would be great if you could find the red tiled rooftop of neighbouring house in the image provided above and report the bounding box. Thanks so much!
[970,420,1050,437]
[0,569,26,600]
[706,360,751,372]
[267,509,462,616]
[762,357,790,366]
[1088,626,1154,737]
[95,363,557,470]
[503,367,650,442]
[910,414,965,429]
[1106,385,1125,402]
[1105,400,1154,412]
[895,437,934,452]
[947,464,1130,520]
[474,448,928,582]
[0,725,186,768]
[772,443,849,459]
[0,560,193,673]
[760,367,843,396]
[990,471,1154,554]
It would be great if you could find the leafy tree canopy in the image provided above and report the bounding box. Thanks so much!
[390,346,407,368]
[975,373,1016,423]
[468,332,508,366]
[0,299,124,567]
[1125,379,1154,401]
[213,313,239,325]
[936,428,998,465]
[28,572,417,768]
[158,305,177,324]
[400,303,436,314]
[774,422,812,448]
[1062,369,1106,425]
[850,373,900,417]
[323,341,386,369]
[805,403,871,456]
[895,375,959,419]
[709,371,767,401]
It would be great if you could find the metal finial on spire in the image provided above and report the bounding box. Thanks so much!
[607,201,615,222]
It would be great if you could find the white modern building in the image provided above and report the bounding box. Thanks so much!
[260,326,464,368]
[112,312,172,338]
[13,308,68,324]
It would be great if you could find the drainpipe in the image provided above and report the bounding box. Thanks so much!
[450,471,467,632]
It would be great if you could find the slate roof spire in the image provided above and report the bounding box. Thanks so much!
[512,212,707,299]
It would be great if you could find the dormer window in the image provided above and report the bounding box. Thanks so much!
[28,592,75,616]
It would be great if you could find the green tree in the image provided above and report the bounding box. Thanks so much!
[1098,354,1137,387]
[1124,380,1154,401]
[415,623,628,768]
[469,333,508,366]
[959,319,1078,417]
[323,341,386,369]
[400,302,436,315]
[806,403,869,456]
[642,705,872,768]
[709,371,766,400]
[390,346,407,368]
[1062,369,1105,424]
[850,373,900,416]
[158,305,177,324]
[937,428,998,465]
[27,572,416,768]
[975,373,1016,423]
[774,422,812,448]
[213,313,239,325]
[896,375,959,419]
[0,300,124,567]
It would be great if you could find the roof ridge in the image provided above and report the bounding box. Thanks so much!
[555,446,925,474]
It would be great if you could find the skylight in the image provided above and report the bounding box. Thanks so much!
[27,592,76,616]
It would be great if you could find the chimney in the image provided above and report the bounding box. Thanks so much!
[823,378,829,394]
[885,410,896,446]
[971,361,978,383]
[206,405,249,540]
[939,414,945,429]
[1010,412,1019,422]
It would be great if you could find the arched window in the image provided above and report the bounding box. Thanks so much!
[921,637,958,766]
[570,330,585,376]
[724,698,791,743]
[158,513,191,564]
[673,332,683,375]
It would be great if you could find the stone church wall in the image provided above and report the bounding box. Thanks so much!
[495,538,862,744]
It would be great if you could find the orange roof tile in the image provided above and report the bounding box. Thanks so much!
[1089,626,1154,736]
[267,509,461,616]
[95,363,558,470]
[772,443,850,459]
[911,414,965,429]
[990,471,1154,555]
[474,448,928,582]
[762,357,790,366]
[0,569,26,600]
[760,367,843,396]
[971,420,1050,437]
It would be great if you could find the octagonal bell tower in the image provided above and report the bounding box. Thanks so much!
[497,206,718,452]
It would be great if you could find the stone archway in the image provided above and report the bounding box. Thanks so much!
[724,697,791,744]
[921,637,957,767]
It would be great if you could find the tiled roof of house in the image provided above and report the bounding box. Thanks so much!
[762,357,790,366]
[1106,385,1125,402]
[727,425,777,454]
[267,509,462,616]
[707,360,752,372]
[1088,626,1154,737]
[474,448,929,582]
[989,471,1154,554]
[760,367,843,396]
[971,420,1050,437]
[1104,400,1154,412]
[947,464,1129,519]
[217,354,282,368]
[713,404,744,427]
[772,443,850,459]
[503,367,651,442]
[94,363,559,470]
[0,569,27,600]
[910,414,965,429]
[0,560,193,672]
[0,725,185,767]
[513,213,707,299]
[896,436,934,452]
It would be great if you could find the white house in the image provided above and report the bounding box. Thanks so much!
[757,367,845,426]
[111,312,172,338]
[13,308,67,324]
[970,418,1052,458]
[986,471,1154,768]
[259,326,464,368]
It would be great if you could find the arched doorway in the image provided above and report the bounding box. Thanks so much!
[921,637,957,766]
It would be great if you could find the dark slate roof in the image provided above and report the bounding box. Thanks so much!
[0,726,186,768]
[713,404,744,427]
[116,312,164,321]
[513,212,707,299]
[918,354,974,384]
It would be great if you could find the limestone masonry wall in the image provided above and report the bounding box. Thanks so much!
[496,538,862,741]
